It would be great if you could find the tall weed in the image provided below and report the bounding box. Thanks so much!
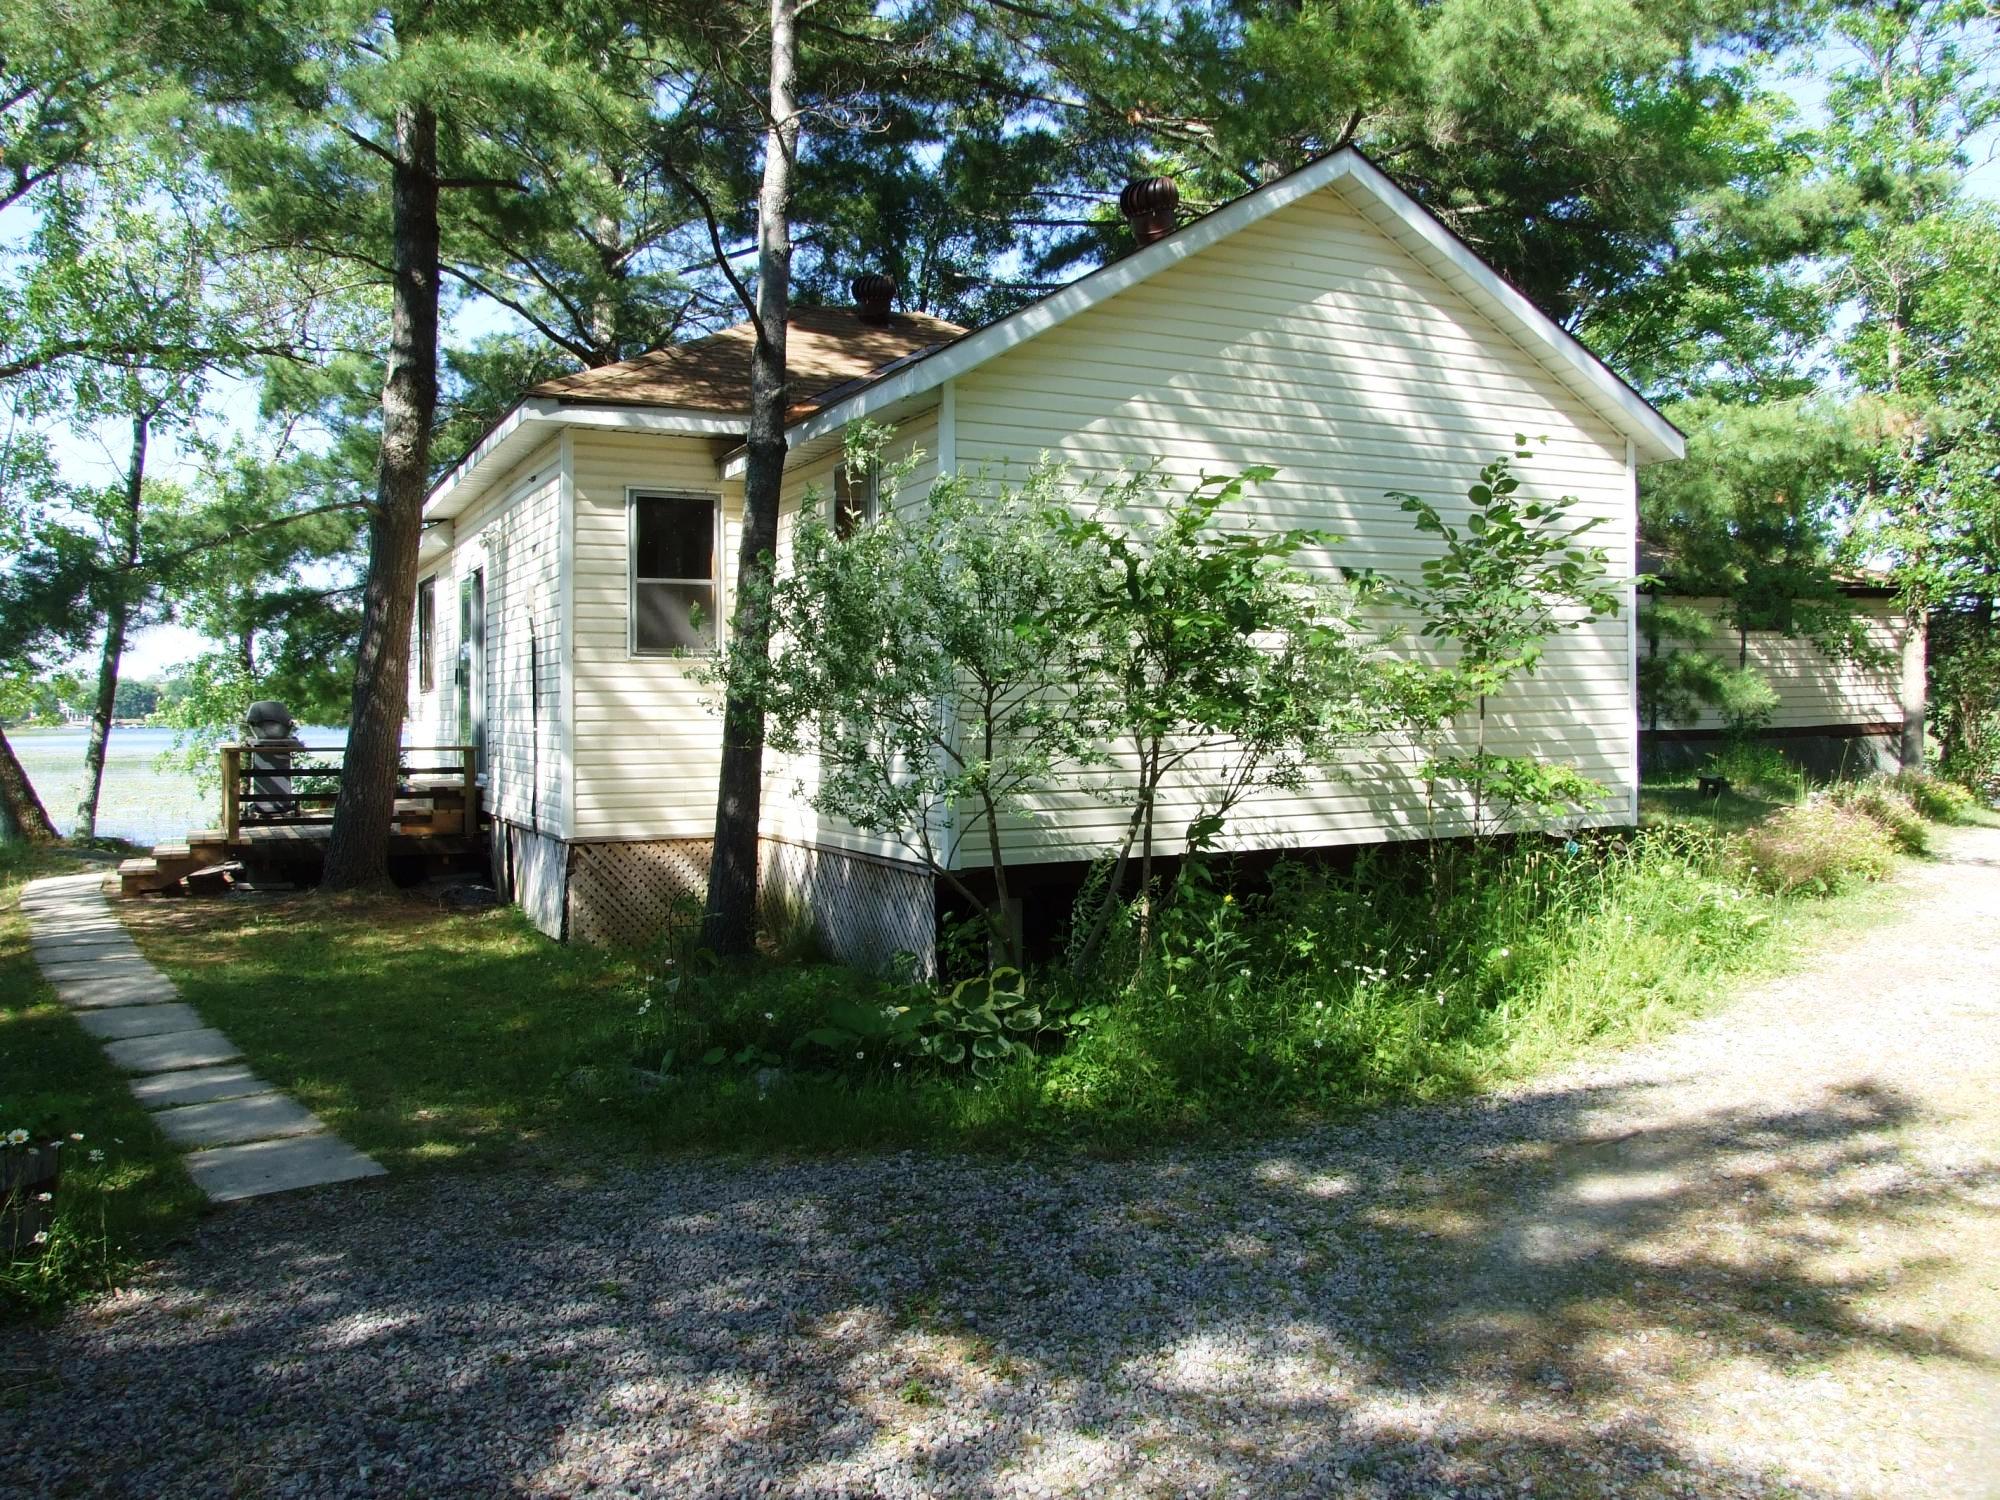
[1738,797,1897,894]
[1038,828,1777,1128]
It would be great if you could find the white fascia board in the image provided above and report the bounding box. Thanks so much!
[548,402,744,438]
[778,147,1684,466]
[426,398,746,520]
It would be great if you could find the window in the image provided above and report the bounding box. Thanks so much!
[833,462,879,539]
[417,576,436,693]
[631,492,718,653]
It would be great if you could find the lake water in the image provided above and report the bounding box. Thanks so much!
[10,724,344,847]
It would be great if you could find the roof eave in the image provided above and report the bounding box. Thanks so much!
[424,398,746,521]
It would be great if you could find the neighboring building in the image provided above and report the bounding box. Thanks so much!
[410,147,1685,962]
[1637,570,1924,777]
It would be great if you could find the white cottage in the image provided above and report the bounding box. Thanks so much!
[1638,572,1925,777]
[409,147,1686,960]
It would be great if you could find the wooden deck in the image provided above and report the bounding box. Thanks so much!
[118,746,484,897]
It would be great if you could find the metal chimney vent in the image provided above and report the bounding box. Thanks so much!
[851,273,897,325]
[1119,176,1180,246]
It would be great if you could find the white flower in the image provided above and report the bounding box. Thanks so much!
[3,1129,26,1147]
[35,1191,53,1203]
[1497,948,1511,959]
[764,1012,775,1021]
[69,1132,83,1141]
[892,1061,903,1070]
[856,1050,865,1060]
[32,1231,48,1245]
[88,1149,105,1163]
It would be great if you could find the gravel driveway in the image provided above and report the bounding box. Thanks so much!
[7,828,1999,1499]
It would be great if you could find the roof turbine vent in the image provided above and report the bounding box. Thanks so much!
[1119,176,1180,246]
[851,273,897,325]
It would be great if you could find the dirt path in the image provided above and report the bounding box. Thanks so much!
[7,829,1998,1498]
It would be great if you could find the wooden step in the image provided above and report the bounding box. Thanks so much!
[118,857,178,897]
[183,862,242,897]
[151,843,192,861]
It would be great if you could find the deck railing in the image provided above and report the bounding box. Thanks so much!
[218,743,477,841]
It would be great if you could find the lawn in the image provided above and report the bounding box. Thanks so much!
[1,843,207,1317]
[119,892,656,1175]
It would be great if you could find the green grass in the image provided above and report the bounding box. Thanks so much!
[1,842,206,1321]
[126,893,655,1174]
[1639,776,1792,833]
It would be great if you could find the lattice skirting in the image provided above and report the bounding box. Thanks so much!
[758,840,936,976]
[559,837,934,972]
[566,838,712,949]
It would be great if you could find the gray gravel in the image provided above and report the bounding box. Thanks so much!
[7,828,2000,1499]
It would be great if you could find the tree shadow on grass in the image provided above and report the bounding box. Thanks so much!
[6,1069,1996,1496]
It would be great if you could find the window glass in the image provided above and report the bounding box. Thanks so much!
[632,493,717,652]
[635,493,715,580]
[417,577,436,692]
[833,463,878,539]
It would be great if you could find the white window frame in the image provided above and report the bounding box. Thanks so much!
[627,487,723,657]
[416,573,438,695]
[833,460,880,538]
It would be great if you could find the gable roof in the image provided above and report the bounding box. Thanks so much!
[762,147,1683,466]
[429,145,1684,522]
[530,305,967,421]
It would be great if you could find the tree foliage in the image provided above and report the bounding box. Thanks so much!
[1391,445,1620,833]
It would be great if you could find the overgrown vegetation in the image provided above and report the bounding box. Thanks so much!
[572,806,1914,1149]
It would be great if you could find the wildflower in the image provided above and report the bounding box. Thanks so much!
[1222,894,1234,905]
[69,1132,83,1141]
[764,1012,775,1021]
[32,1231,48,1245]
[1497,948,1511,959]
[892,1061,903,1070]
[3,1129,26,1147]
[856,1051,865,1060]
[35,1191,52,1203]
[89,1149,105,1163]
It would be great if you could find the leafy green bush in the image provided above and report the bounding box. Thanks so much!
[617,959,885,1078]
[796,967,1050,1080]
[1829,779,1929,853]
[574,814,1883,1150]
[1036,828,1779,1127]
[1737,798,1897,894]
[1891,770,1979,824]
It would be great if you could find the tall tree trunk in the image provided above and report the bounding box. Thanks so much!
[704,0,798,955]
[323,101,440,889]
[0,726,58,843]
[74,412,147,840]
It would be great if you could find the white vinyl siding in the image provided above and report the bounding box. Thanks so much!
[406,439,565,836]
[1644,595,1909,732]
[570,431,739,840]
[946,179,1639,867]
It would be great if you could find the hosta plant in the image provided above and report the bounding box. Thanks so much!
[798,968,1047,1080]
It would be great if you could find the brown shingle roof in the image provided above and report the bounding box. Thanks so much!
[528,305,969,423]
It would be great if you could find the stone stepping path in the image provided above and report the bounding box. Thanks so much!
[20,873,385,1203]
